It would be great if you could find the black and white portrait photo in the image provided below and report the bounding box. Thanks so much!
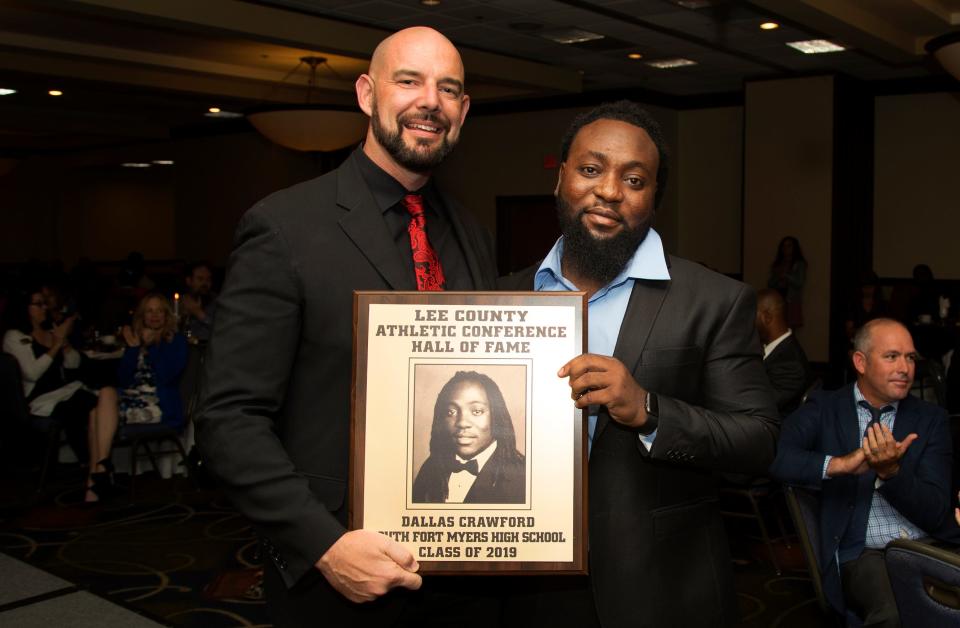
[411,364,527,505]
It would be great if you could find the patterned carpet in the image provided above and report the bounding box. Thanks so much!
[0,465,835,627]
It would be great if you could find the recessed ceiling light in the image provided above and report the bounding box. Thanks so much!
[646,58,697,69]
[205,109,243,119]
[628,53,643,60]
[760,22,779,30]
[420,0,441,5]
[48,89,63,97]
[0,88,15,96]
[540,28,604,45]
[786,39,845,54]
[121,162,151,168]
[152,160,175,165]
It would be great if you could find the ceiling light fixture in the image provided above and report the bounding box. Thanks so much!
[205,109,243,119]
[540,29,605,45]
[628,53,643,60]
[420,0,441,5]
[926,31,960,82]
[208,106,221,113]
[121,162,151,168]
[152,160,175,165]
[247,56,366,152]
[786,39,845,54]
[48,89,63,96]
[0,88,16,96]
[760,22,779,30]
[646,58,697,69]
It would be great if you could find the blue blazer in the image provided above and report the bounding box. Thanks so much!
[118,334,188,429]
[770,384,954,613]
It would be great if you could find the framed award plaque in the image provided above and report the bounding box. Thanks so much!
[351,291,587,574]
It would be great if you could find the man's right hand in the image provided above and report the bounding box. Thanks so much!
[826,448,869,477]
[316,530,422,603]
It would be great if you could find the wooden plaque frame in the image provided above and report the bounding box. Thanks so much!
[350,291,587,574]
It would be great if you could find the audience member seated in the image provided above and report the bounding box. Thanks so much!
[756,287,812,418]
[2,286,119,503]
[118,293,188,432]
[770,318,955,627]
[180,261,217,342]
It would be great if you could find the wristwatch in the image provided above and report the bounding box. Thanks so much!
[639,391,659,435]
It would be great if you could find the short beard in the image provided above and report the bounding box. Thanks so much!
[370,100,456,173]
[556,195,651,286]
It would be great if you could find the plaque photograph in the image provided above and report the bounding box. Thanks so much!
[351,291,586,574]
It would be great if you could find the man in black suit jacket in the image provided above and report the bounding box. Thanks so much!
[756,287,813,417]
[770,318,954,625]
[412,370,525,504]
[196,27,497,627]
[500,101,779,628]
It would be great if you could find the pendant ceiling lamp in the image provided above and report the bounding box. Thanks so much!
[926,32,960,81]
[247,56,367,152]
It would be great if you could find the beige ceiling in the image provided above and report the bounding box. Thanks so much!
[0,0,956,155]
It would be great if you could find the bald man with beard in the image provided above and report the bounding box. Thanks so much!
[197,27,498,627]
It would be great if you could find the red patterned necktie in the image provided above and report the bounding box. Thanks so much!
[403,194,446,291]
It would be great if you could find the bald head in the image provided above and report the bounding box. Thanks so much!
[369,27,464,82]
[755,288,788,343]
[356,26,470,188]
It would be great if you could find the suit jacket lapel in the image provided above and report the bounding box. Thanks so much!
[336,153,416,290]
[594,277,670,439]
[838,384,862,452]
[892,396,919,446]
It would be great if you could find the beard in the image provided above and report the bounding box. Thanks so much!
[556,195,652,286]
[370,99,457,173]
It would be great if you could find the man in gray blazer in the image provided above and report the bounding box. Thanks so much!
[500,101,779,628]
[196,27,497,627]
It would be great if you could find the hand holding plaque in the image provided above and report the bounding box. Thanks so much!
[316,529,422,602]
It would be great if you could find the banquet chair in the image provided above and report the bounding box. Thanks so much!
[783,485,843,623]
[115,344,204,498]
[0,352,63,494]
[884,538,960,628]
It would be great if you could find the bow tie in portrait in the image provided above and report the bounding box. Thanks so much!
[450,458,479,475]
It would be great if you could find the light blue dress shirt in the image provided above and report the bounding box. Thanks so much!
[534,229,671,453]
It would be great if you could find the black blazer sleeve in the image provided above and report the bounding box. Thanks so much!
[195,206,344,586]
[647,283,780,475]
[768,391,833,489]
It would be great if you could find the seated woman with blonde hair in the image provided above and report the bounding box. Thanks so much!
[118,293,188,432]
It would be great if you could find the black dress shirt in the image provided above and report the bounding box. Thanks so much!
[354,148,471,289]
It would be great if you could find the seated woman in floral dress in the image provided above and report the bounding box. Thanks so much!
[118,293,188,432]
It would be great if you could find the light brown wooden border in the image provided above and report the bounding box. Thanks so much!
[350,291,587,575]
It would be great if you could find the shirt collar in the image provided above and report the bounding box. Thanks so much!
[763,329,793,359]
[353,146,443,215]
[534,228,670,293]
[853,382,900,413]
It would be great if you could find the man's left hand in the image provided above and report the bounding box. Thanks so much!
[862,422,918,480]
[558,354,648,429]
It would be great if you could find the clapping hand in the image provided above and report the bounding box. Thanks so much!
[862,422,917,480]
[121,325,139,347]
